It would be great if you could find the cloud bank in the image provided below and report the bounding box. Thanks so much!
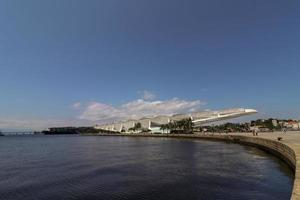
[79,98,205,122]
[1,92,205,131]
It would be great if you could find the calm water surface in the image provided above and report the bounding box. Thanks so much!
[0,135,294,200]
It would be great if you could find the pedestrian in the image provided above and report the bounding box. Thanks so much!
[283,128,286,134]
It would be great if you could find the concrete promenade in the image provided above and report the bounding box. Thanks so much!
[97,131,300,199]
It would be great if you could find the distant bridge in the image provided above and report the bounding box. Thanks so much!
[1,131,38,136]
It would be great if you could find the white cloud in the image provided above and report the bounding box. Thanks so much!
[0,97,206,131]
[72,102,82,109]
[79,98,205,122]
[140,90,156,100]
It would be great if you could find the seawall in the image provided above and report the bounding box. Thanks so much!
[95,132,300,199]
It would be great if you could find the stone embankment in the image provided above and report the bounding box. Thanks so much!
[97,131,300,199]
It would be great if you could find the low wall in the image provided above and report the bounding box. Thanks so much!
[193,135,296,170]
[96,133,298,199]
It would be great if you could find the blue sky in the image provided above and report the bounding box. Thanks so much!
[0,0,299,130]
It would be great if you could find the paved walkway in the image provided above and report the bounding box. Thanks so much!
[229,131,300,144]
[195,131,300,149]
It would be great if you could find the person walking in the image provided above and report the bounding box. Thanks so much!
[283,128,286,134]
[255,129,258,136]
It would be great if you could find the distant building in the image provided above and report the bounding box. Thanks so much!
[288,121,300,130]
[272,119,278,127]
[279,120,300,130]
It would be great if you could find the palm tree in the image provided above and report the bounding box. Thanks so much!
[181,118,194,133]
[135,122,142,130]
[160,124,170,133]
[160,118,194,134]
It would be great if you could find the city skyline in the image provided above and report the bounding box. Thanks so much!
[0,0,299,130]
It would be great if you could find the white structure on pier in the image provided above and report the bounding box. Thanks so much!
[95,108,257,133]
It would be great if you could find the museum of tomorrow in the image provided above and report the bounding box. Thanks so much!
[95,108,257,133]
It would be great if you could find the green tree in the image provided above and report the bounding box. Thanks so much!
[135,122,142,130]
[160,118,194,134]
